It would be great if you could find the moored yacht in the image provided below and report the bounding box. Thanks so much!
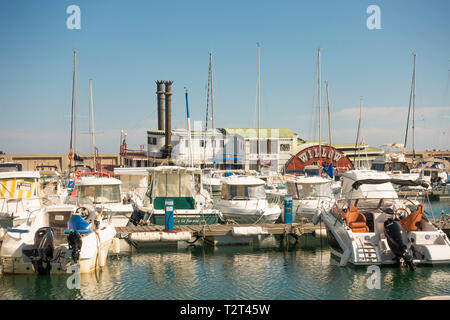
[286,175,335,221]
[214,175,281,224]
[69,172,133,227]
[315,170,450,269]
[118,166,222,226]
[0,204,115,274]
[0,171,43,242]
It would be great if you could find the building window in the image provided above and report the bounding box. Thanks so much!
[280,144,290,152]
[148,137,157,145]
[200,140,205,147]
[185,140,189,148]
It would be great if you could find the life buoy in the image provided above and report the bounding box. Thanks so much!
[73,171,80,180]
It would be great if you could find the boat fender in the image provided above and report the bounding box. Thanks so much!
[160,231,192,241]
[312,229,327,238]
[232,226,269,236]
[130,232,161,242]
[99,250,106,267]
[67,231,83,263]
[112,238,121,254]
[340,248,351,266]
[312,209,322,225]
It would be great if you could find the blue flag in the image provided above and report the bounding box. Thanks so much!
[324,162,334,179]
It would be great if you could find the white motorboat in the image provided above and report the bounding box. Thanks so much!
[69,172,133,227]
[214,175,281,224]
[286,175,335,221]
[115,166,222,226]
[0,171,43,241]
[315,170,450,269]
[410,161,448,186]
[0,204,115,275]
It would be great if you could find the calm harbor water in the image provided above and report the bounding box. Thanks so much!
[1,199,449,300]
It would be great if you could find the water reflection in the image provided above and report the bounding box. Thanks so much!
[1,229,450,300]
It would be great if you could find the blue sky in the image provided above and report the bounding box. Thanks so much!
[0,0,449,154]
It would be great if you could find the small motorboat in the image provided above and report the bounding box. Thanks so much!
[0,204,116,275]
[315,170,450,269]
[214,175,281,224]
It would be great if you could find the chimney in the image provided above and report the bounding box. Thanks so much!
[156,81,165,130]
[164,81,173,159]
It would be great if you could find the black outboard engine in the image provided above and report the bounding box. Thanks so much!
[67,231,82,263]
[129,207,144,226]
[384,218,415,271]
[22,227,55,275]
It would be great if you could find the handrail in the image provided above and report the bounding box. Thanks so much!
[75,171,111,179]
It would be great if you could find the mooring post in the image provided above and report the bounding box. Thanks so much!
[165,198,174,231]
[284,194,293,224]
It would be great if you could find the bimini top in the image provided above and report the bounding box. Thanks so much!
[76,176,122,186]
[222,175,265,186]
[0,171,40,180]
[341,170,397,199]
[287,176,331,185]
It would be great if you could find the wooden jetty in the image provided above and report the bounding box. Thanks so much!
[116,223,325,238]
[111,222,328,251]
[115,222,322,239]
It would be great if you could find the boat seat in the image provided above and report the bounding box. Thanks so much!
[64,214,92,235]
[346,205,369,233]
[399,204,424,232]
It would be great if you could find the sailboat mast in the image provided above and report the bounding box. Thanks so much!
[209,52,216,165]
[89,79,96,171]
[257,42,261,172]
[69,50,77,169]
[326,81,332,146]
[73,51,77,159]
[185,87,194,167]
[318,48,321,166]
[412,53,416,159]
[353,97,362,169]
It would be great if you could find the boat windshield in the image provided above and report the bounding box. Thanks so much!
[222,184,266,200]
[150,171,197,198]
[78,184,121,204]
[288,182,332,199]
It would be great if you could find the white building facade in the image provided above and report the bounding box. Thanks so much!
[147,128,246,168]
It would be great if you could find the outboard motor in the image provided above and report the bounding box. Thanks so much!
[22,227,55,275]
[67,231,82,263]
[129,207,144,226]
[384,218,415,271]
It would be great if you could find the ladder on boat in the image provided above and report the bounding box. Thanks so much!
[356,239,379,263]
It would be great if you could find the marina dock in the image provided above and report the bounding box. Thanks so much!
[112,222,328,249]
[115,222,321,239]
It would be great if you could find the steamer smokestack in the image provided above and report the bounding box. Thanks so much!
[156,81,165,130]
[164,81,173,159]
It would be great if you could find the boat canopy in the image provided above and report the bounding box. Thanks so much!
[76,176,122,186]
[341,170,398,199]
[147,166,201,210]
[0,171,40,180]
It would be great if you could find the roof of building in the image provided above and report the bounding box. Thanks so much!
[292,142,383,156]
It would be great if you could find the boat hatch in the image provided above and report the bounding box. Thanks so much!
[48,210,73,245]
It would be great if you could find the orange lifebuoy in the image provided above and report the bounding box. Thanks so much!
[73,171,80,180]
